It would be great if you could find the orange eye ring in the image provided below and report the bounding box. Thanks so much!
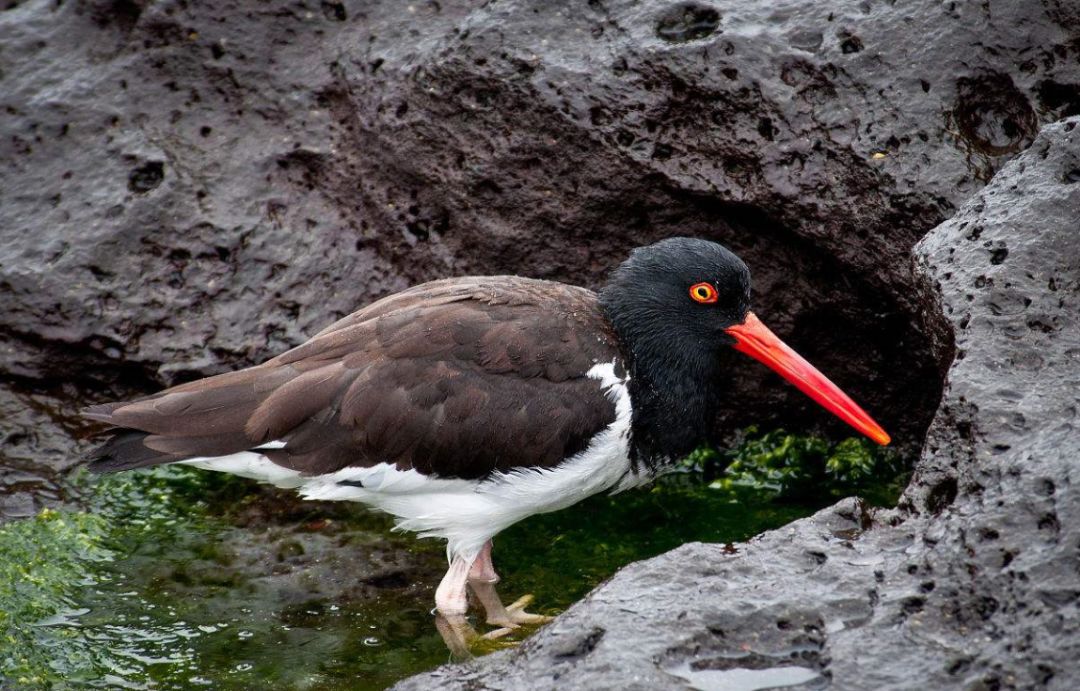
[689,282,718,304]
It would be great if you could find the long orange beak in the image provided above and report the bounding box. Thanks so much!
[724,312,891,445]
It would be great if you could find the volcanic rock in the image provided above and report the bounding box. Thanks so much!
[395,118,1080,690]
[5,0,1077,466]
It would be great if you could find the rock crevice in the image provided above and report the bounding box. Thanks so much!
[396,117,1080,690]
[1,1,1078,684]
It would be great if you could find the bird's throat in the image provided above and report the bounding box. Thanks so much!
[623,346,723,472]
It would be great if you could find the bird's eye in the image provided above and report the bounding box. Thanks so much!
[689,282,718,304]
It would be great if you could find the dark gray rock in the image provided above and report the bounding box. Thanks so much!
[394,119,1080,690]
[1,0,1078,682]
[4,0,1077,461]
[0,381,88,519]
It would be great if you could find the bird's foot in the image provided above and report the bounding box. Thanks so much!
[434,613,479,659]
[480,626,517,640]
[435,613,523,657]
[470,582,554,628]
[485,594,554,628]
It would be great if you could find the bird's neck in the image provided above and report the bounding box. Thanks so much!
[620,336,722,472]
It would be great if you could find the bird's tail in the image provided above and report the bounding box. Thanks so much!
[83,428,176,474]
[79,367,266,474]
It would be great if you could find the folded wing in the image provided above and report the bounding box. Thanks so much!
[84,277,622,480]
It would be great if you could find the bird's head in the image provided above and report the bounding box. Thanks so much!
[599,237,890,446]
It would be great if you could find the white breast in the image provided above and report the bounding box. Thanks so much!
[180,361,640,562]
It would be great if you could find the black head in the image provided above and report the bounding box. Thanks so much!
[598,236,890,468]
[597,237,752,465]
[598,237,752,367]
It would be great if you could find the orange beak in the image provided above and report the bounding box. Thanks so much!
[724,312,891,445]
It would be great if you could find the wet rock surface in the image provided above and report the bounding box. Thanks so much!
[0,383,88,518]
[1,0,1078,685]
[200,485,447,606]
[396,120,1080,689]
[6,0,1078,485]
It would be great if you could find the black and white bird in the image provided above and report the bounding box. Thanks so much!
[83,237,889,630]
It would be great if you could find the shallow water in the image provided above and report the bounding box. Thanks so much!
[1,433,902,690]
[666,662,825,691]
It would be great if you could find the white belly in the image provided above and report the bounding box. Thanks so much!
[180,361,641,560]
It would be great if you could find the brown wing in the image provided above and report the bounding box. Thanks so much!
[84,277,623,480]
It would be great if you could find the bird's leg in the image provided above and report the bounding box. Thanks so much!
[467,539,553,629]
[432,546,529,655]
[434,612,479,659]
[467,539,499,583]
[434,551,474,616]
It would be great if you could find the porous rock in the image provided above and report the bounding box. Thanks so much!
[395,119,1080,690]
[0,0,1078,684]
[5,0,1078,469]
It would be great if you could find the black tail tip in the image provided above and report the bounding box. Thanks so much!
[82,430,172,474]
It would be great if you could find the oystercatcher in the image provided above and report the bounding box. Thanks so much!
[83,237,888,631]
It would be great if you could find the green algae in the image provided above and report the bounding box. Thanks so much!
[697,427,907,506]
[0,467,229,687]
[0,509,113,687]
[0,430,909,689]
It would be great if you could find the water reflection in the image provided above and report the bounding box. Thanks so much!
[3,459,868,687]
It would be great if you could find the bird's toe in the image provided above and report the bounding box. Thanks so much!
[492,594,554,625]
[481,626,517,640]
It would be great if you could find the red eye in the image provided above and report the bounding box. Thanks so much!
[689,282,718,304]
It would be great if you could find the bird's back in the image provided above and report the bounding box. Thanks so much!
[83,276,626,483]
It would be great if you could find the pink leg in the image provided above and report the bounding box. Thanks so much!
[435,551,474,616]
[466,540,552,629]
[468,540,498,583]
[434,612,478,658]
[433,544,547,655]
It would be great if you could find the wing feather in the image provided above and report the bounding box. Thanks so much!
[83,277,622,479]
